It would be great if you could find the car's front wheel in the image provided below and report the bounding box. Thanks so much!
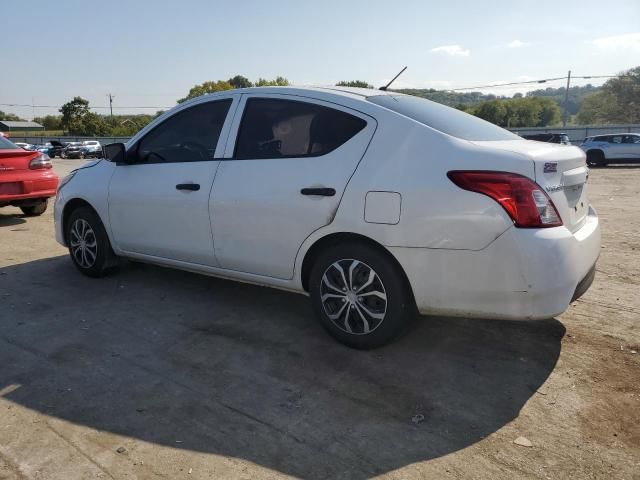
[309,242,415,349]
[66,207,117,277]
[586,150,606,167]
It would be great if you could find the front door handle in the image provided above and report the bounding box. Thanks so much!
[300,187,336,197]
[176,183,200,191]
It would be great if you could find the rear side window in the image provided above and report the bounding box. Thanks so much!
[137,99,232,163]
[0,136,18,149]
[367,95,520,141]
[234,98,366,160]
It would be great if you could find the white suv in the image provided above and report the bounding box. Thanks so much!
[581,133,640,166]
[54,87,600,348]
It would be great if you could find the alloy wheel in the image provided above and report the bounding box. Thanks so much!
[320,259,387,335]
[69,218,98,268]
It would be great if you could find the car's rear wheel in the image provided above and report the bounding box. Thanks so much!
[66,207,117,277]
[20,200,48,217]
[586,150,606,167]
[309,242,415,349]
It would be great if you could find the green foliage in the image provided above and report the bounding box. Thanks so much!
[577,67,640,124]
[228,75,252,89]
[255,76,290,87]
[59,97,92,134]
[395,89,500,108]
[467,97,561,128]
[525,84,601,115]
[177,80,234,103]
[33,115,62,130]
[0,111,24,121]
[336,80,374,88]
[177,75,291,103]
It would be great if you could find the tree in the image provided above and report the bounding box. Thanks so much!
[228,75,252,89]
[59,97,91,133]
[336,80,374,89]
[255,76,290,87]
[33,115,62,130]
[469,96,561,128]
[576,91,620,125]
[0,111,24,121]
[177,80,234,103]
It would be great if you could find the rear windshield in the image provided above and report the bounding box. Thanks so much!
[0,136,18,149]
[367,95,520,141]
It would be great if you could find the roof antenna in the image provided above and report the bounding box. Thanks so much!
[379,66,407,91]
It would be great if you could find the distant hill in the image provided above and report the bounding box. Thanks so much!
[393,84,602,114]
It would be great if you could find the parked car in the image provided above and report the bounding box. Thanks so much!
[35,143,53,155]
[522,133,571,145]
[81,140,102,158]
[48,140,67,158]
[13,142,33,150]
[63,142,84,159]
[0,135,58,216]
[54,87,600,348]
[581,133,640,166]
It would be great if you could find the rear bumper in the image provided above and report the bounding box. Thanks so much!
[389,206,601,320]
[0,170,58,206]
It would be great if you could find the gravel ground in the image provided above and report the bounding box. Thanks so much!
[0,159,638,479]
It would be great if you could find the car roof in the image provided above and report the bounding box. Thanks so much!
[185,85,396,104]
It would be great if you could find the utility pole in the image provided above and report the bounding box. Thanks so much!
[562,70,571,127]
[108,93,115,118]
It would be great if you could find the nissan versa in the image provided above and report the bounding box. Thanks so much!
[54,86,600,348]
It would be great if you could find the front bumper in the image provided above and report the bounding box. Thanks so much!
[389,206,601,320]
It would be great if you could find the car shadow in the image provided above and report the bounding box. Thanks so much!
[0,256,564,479]
[0,213,26,227]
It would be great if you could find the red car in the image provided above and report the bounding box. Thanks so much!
[0,135,58,216]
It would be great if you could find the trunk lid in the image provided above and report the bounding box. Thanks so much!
[0,149,39,173]
[471,140,589,232]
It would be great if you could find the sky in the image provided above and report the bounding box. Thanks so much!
[1,0,639,118]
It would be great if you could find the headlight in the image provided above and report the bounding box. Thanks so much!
[58,171,77,191]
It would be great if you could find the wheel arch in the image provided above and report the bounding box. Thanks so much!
[62,198,102,245]
[299,232,415,303]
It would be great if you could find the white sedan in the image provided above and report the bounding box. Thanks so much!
[54,86,600,348]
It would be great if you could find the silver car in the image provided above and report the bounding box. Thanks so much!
[581,133,640,166]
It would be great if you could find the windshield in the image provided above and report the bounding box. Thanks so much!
[367,94,520,141]
[0,136,19,149]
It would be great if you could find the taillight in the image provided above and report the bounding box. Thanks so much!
[29,153,52,170]
[447,171,562,228]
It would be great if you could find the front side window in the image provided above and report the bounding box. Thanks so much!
[137,99,232,163]
[234,98,366,160]
[609,135,623,144]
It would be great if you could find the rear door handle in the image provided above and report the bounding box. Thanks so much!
[300,187,336,197]
[176,183,200,191]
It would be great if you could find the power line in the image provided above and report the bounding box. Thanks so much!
[0,103,172,109]
[449,74,618,91]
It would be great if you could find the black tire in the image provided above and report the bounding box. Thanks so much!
[20,200,48,217]
[66,206,117,277]
[586,150,606,167]
[309,242,416,349]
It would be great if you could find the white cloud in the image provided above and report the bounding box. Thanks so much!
[507,40,529,48]
[591,32,640,52]
[430,45,470,57]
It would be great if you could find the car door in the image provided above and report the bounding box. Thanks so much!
[607,135,624,159]
[621,135,640,160]
[109,96,237,266]
[210,94,376,279]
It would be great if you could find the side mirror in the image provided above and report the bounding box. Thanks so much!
[103,143,128,164]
